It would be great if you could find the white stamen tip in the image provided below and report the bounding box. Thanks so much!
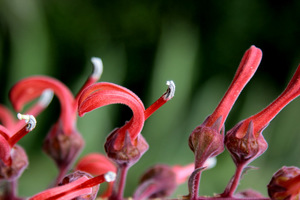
[91,57,103,79]
[38,89,54,107]
[104,171,116,182]
[17,113,37,131]
[163,80,175,100]
[204,157,217,169]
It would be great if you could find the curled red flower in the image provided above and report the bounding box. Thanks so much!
[78,80,175,200]
[9,58,103,183]
[75,153,117,198]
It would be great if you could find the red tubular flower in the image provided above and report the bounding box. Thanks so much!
[78,80,175,200]
[223,64,300,197]
[268,166,300,200]
[9,58,103,184]
[0,114,36,180]
[30,171,116,200]
[78,80,175,161]
[75,153,117,198]
[188,45,262,199]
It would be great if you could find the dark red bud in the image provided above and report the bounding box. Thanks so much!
[0,145,28,181]
[268,166,300,200]
[43,122,84,170]
[225,121,268,166]
[104,128,148,167]
[134,165,177,199]
[188,116,224,168]
[58,171,99,200]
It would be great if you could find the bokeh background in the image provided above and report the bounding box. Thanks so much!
[0,0,299,198]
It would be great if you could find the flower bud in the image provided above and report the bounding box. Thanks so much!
[104,129,148,167]
[0,145,28,181]
[189,117,224,167]
[43,123,84,171]
[224,121,268,166]
[268,166,300,200]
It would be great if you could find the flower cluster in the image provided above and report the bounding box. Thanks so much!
[0,46,299,200]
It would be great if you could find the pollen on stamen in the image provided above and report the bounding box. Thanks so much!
[38,89,54,107]
[104,171,116,182]
[91,57,103,79]
[163,80,175,101]
[17,113,37,131]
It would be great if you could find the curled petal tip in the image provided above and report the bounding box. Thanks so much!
[91,57,103,79]
[164,80,175,100]
[17,113,36,131]
[38,89,54,107]
[104,171,116,182]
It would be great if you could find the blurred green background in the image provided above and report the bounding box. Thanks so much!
[0,0,299,198]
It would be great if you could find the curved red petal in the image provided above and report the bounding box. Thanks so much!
[78,82,145,141]
[9,76,75,134]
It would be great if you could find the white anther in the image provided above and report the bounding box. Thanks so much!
[163,80,176,100]
[38,89,54,107]
[91,57,103,79]
[204,157,217,169]
[104,171,116,182]
[17,113,37,131]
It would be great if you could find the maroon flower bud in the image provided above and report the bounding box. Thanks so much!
[188,45,262,199]
[268,166,300,200]
[43,122,84,174]
[0,145,28,181]
[104,129,148,167]
[59,171,99,200]
[225,121,268,166]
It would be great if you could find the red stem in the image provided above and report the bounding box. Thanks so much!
[109,165,129,200]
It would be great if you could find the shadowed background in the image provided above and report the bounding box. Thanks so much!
[0,0,299,198]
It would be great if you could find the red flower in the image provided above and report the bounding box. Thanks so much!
[78,80,175,162]
[188,45,262,199]
[0,114,36,180]
[30,171,116,200]
[223,64,300,197]
[9,58,103,183]
[75,153,117,198]
[78,80,175,200]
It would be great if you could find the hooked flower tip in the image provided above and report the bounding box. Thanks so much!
[104,171,116,182]
[91,57,103,79]
[17,113,37,131]
[163,80,175,100]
